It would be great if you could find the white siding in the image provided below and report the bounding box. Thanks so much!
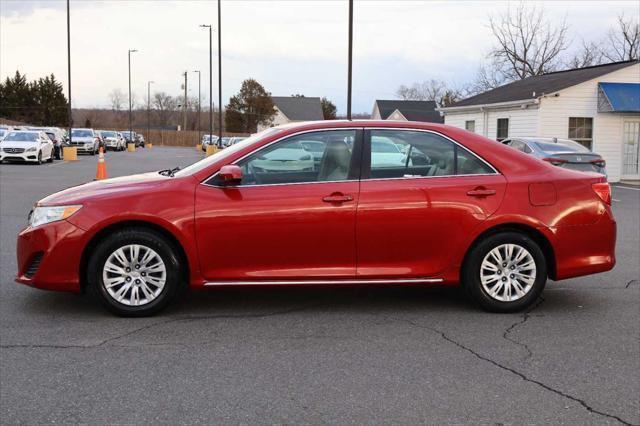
[443,106,539,140]
[257,107,289,132]
[538,63,640,182]
[387,110,407,120]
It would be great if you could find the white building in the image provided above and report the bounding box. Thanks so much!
[439,60,640,182]
[257,96,324,132]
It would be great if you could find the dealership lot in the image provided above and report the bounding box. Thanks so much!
[0,147,638,424]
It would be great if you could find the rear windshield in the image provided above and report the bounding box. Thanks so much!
[533,140,589,153]
[3,132,38,142]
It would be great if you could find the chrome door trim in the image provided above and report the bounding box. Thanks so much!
[203,277,443,286]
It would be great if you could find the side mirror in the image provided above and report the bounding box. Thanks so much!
[219,164,242,184]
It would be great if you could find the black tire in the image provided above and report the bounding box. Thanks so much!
[87,228,183,317]
[36,152,42,165]
[462,232,547,313]
[47,151,54,163]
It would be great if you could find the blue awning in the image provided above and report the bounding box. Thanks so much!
[598,82,640,113]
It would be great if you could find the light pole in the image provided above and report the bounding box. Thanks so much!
[128,49,138,144]
[217,0,222,147]
[347,0,353,120]
[147,80,154,145]
[193,70,201,141]
[199,24,213,147]
[66,0,72,145]
[182,71,188,131]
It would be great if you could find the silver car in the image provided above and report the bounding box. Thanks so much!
[502,137,606,176]
[68,128,99,155]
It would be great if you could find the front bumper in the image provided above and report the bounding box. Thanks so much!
[66,144,95,153]
[0,151,39,162]
[16,220,88,292]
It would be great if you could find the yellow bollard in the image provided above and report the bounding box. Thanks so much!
[127,143,136,152]
[145,143,152,149]
[205,144,217,157]
[196,144,202,151]
[62,146,77,161]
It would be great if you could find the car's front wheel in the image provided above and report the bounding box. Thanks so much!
[88,228,183,316]
[462,232,547,313]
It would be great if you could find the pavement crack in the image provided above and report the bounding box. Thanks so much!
[389,316,633,426]
[625,279,638,289]
[1,303,322,350]
[502,297,545,359]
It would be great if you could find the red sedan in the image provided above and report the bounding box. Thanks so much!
[16,121,616,316]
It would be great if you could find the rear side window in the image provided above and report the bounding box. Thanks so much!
[367,130,494,178]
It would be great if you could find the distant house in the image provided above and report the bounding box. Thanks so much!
[258,96,324,131]
[371,100,443,123]
[439,60,640,182]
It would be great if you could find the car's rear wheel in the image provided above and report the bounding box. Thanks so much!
[36,152,42,164]
[463,232,546,313]
[88,228,183,316]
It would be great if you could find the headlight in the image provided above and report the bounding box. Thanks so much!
[29,205,82,228]
[26,147,37,152]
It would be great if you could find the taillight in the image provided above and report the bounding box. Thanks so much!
[591,159,606,168]
[542,157,568,166]
[592,182,611,205]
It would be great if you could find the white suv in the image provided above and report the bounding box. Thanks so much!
[69,128,99,154]
[0,130,54,164]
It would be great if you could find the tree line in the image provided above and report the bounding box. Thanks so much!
[0,71,69,126]
[396,7,639,107]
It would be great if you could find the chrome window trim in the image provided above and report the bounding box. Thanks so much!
[202,127,362,188]
[204,277,443,286]
[200,126,500,189]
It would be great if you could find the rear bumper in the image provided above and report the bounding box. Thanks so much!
[15,220,87,292]
[550,209,617,280]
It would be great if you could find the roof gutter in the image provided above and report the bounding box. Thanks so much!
[437,98,539,113]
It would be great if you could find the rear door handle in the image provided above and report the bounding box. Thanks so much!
[467,188,496,197]
[322,193,354,203]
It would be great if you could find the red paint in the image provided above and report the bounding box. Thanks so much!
[16,121,616,293]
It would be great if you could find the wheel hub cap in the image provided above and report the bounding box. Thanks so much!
[102,244,166,306]
[480,243,536,302]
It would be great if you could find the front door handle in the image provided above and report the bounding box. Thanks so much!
[467,187,496,197]
[322,193,354,203]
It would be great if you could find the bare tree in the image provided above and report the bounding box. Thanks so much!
[396,79,463,107]
[602,14,639,61]
[566,40,605,68]
[153,92,177,126]
[484,3,569,84]
[108,89,126,111]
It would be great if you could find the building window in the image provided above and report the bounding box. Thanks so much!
[496,118,509,141]
[568,117,593,149]
[465,120,475,133]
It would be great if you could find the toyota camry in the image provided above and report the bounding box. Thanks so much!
[16,121,616,316]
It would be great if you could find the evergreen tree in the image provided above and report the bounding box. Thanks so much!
[0,71,68,126]
[224,79,275,133]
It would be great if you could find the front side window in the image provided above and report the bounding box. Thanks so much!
[496,118,509,142]
[234,130,356,186]
[368,130,494,178]
[568,117,593,149]
[465,120,476,132]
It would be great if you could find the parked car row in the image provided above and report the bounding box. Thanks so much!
[200,134,247,151]
[0,125,148,164]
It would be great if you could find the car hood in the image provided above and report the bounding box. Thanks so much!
[0,142,38,149]
[38,172,173,206]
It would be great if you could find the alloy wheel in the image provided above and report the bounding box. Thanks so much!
[102,244,167,306]
[480,243,536,302]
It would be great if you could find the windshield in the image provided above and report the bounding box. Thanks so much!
[3,132,39,142]
[534,140,589,153]
[71,129,93,137]
[175,128,283,177]
[101,131,117,137]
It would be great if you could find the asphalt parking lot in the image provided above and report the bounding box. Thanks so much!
[0,147,638,424]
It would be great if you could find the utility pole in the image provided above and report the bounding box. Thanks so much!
[128,49,138,142]
[147,80,154,144]
[193,71,201,141]
[183,71,188,131]
[347,0,353,120]
[218,0,223,147]
[199,24,213,147]
[66,0,72,144]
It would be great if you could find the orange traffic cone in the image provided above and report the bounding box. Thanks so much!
[95,147,108,180]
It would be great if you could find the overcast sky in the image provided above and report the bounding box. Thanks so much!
[1,0,637,114]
